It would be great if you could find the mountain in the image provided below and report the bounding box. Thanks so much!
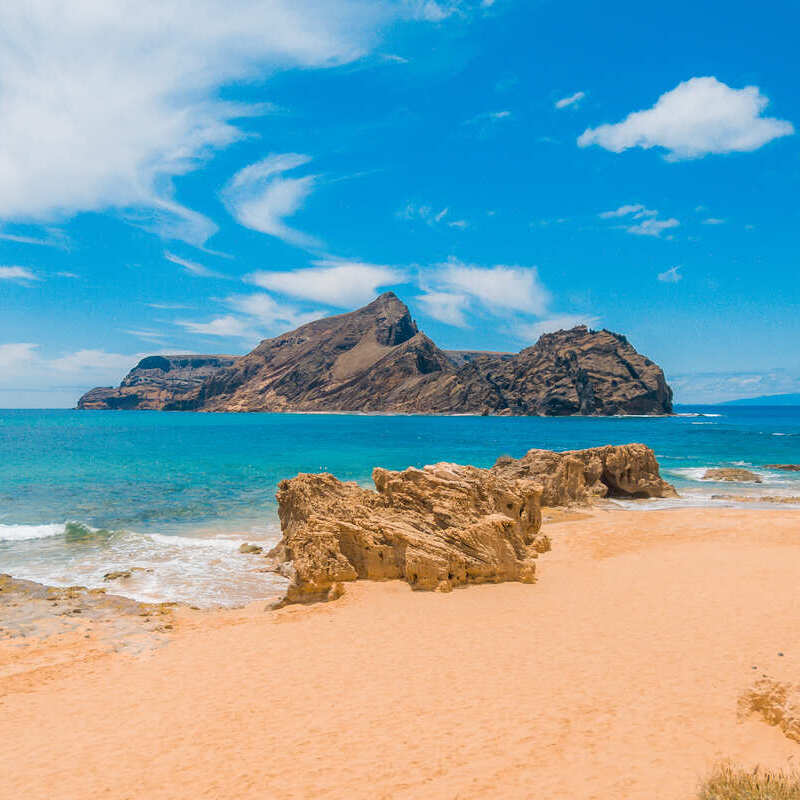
[78,293,673,415]
[722,393,800,407]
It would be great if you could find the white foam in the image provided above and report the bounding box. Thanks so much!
[146,532,246,552]
[0,522,64,541]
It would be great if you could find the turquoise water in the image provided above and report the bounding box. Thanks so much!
[1,407,798,605]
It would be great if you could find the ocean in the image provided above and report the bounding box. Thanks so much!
[1,406,798,607]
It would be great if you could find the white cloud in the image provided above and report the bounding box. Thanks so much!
[516,313,600,341]
[598,204,656,219]
[399,203,469,229]
[0,266,38,283]
[657,265,682,283]
[599,204,679,238]
[627,217,680,237]
[247,259,406,307]
[417,291,470,326]
[578,77,794,160]
[433,258,550,315]
[222,154,320,249]
[164,251,224,279]
[225,293,320,329]
[702,217,726,225]
[178,315,260,340]
[555,91,585,110]
[0,342,160,406]
[0,1,467,245]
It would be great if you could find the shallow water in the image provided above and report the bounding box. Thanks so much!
[1,406,798,605]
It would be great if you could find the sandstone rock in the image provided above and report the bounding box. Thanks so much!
[103,570,132,581]
[270,461,544,604]
[703,467,762,483]
[238,543,263,554]
[78,294,673,416]
[270,443,673,604]
[493,443,677,504]
[765,464,800,471]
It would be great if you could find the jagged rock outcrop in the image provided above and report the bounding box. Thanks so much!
[702,467,762,483]
[270,461,546,604]
[492,443,677,505]
[78,293,673,415]
[269,443,674,604]
[77,355,237,410]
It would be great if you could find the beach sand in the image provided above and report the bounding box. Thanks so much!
[2,506,799,799]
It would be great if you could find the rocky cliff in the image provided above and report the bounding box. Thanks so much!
[268,443,675,603]
[78,293,673,415]
[77,355,237,410]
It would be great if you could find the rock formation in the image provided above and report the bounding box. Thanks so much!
[492,443,677,505]
[765,464,800,471]
[78,355,237,410]
[702,467,762,483]
[78,294,673,416]
[269,443,674,603]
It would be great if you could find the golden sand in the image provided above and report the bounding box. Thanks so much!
[2,507,799,799]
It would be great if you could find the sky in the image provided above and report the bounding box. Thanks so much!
[0,0,798,407]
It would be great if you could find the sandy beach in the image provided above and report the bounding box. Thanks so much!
[2,506,799,799]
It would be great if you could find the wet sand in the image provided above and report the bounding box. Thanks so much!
[2,507,799,799]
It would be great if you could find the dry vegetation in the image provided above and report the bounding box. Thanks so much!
[698,764,800,799]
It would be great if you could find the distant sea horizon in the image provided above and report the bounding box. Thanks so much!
[2,405,798,607]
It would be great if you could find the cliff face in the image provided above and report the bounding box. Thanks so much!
[77,355,237,410]
[78,293,673,415]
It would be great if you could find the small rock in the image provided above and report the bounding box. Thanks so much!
[327,582,345,601]
[238,543,263,555]
[435,580,453,593]
[702,467,762,483]
[103,570,132,582]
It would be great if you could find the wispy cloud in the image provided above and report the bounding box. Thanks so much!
[222,154,320,250]
[657,265,682,283]
[248,259,405,307]
[579,77,793,160]
[164,251,225,279]
[702,217,726,225]
[399,203,469,230]
[555,91,585,110]
[0,2,471,245]
[599,204,679,238]
[0,266,38,283]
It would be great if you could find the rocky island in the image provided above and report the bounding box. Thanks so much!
[78,293,673,415]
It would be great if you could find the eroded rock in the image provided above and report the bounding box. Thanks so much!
[493,443,677,505]
[739,678,800,743]
[270,444,673,604]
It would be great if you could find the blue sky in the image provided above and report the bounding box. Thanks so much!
[0,0,798,407]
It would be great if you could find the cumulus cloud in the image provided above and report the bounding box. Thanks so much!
[657,265,682,283]
[555,91,585,110]
[222,154,320,249]
[177,315,261,340]
[247,259,405,307]
[0,266,39,283]
[164,252,225,279]
[578,77,794,160]
[599,204,679,238]
[0,1,471,245]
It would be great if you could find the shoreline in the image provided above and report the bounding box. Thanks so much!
[3,505,799,799]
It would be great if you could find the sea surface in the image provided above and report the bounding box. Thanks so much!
[1,406,798,606]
